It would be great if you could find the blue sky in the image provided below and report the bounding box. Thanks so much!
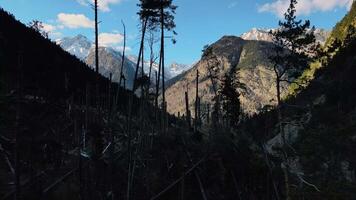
[0,0,353,65]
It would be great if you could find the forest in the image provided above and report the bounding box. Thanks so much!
[1,0,356,199]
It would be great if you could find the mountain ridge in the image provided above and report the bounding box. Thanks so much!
[57,35,191,85]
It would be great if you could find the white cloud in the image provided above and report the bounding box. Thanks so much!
[98,33,124,47]
[258,0,354,17]
[76,0,122,12]
[57,13,94,29]
[40,23,62,39]
[114,46,132,52]
[42,23,57,32]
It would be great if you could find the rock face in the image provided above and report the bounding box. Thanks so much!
[86,47,136,88]
[165,36,291,116]
[241,28,273,42]
[165,27,330,117]
[56,34,92,60]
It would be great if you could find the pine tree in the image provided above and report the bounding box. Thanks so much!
[219,73,244,128]
[269,0,318,198]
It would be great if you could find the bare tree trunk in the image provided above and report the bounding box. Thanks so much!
[94,0,99,74]
[148,32,156,89]
[275,74,290,200]
[185,91,191,129]
[133,18,148,91]
[159,5,167,134]
[160,5,165,107]
[194,70,199,134]
[197,97,201,128]
[119,20,126,88]
[155,51,162,111]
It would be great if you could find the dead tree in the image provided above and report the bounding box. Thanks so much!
[119,20,126,88]
[194,70,199,134]
[133,19,148,91]
[185,90,191,129]
[94,0,99,74]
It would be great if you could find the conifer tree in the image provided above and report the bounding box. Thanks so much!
[269,0,317,198]
[219,73,244,128]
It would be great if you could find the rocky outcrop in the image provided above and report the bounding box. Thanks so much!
[165,36,290,116]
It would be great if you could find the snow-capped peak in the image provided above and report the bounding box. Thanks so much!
[240,28,330,44]
[169,62,191,77]
[240,28,273,42]
[56,34,92,60]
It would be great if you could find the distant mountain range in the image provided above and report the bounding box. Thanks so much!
[56,35,191,88]
[56,28,329,96]
[241,28,330,44]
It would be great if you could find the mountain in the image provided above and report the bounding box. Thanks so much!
[326,1,356,45]
[126,55,191,80]
[86,47,136,88]
[56,34,92,60]
[241,28,330,44]
[57,35,190,88]
[169,62,191,77]
[165,28,330,117]
[57,35,136,88]
[165,36,286,116]
[240,27,356,199]
[126,54,165,81]
[240,28,273,42]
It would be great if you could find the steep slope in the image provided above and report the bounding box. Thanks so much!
[165,27,329,117]
[165,36,287,116]
[244,31,356,199]
[169,62,192,77]
[86,47,136,88]
[326,1,356,45]
[57,35,190,87]
[57,35,136,88]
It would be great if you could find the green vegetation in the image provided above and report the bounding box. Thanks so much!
[287,61,321,96]
[288,1,356,97]
[326,1,356,46]
[1,0,356,199]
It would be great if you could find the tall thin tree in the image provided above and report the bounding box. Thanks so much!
[119,20,126,88]
[94,0,99,74]
[269,0,317,198]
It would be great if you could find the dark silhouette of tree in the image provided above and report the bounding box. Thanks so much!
[119,20,127,88]
[202,45,222,127]
[138,0,177,132]
[134,0,159,91]
[157,0,177,111]
[94,0,99,74]
[219,73,244,128]
[269,0,318,199]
